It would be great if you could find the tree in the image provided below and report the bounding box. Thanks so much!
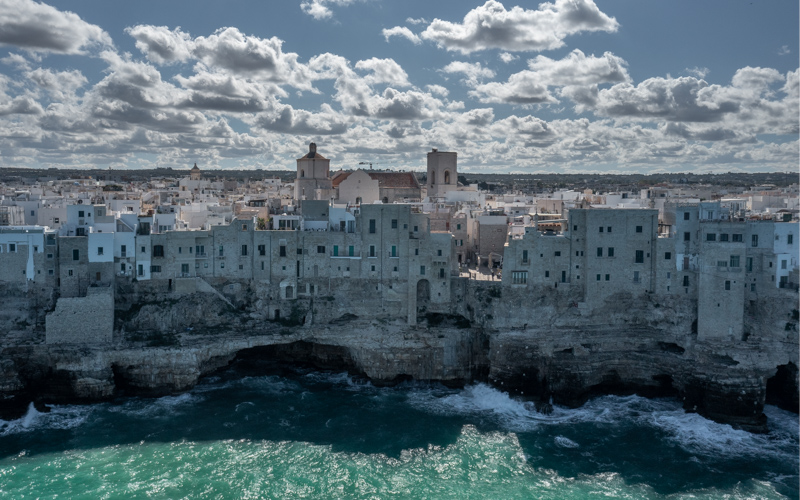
[256,217,267,230]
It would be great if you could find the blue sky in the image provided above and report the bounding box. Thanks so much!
[0,0,797,173]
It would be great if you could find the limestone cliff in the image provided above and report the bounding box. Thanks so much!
[0,279,796,433]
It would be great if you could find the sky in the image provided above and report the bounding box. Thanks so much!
[0,0,797,174]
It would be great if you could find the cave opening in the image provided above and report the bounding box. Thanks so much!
[765,362,799,413]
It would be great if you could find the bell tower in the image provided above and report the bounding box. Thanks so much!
[426,148,457,199]
[295,142,333,201]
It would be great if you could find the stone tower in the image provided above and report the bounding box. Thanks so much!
[295,142,333,201]
[426,148,457,199]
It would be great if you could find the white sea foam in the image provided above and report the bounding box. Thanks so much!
[0,403,91,436]
[554,435,579,448]
[407,384,799,466]
[107,392,201,418]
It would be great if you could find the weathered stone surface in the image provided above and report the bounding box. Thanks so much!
[0,279,796,432]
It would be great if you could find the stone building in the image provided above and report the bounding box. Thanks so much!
[295,143,333,202]
[426,149,458,199]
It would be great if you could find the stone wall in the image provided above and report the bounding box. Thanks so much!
[46,286,114,344]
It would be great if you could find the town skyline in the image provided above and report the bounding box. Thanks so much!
[0,0,797,173]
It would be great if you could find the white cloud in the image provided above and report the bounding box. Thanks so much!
[355,58,411,87]
[441,61,495,86]
[426,84,449,97]
[0,0,111,54]
[684,67,709,79]
[499,52,518,64]
[406,17,428,25]
[420,0,619,54]
[125,25,194,65]
[382,26,422,45]
[300,0,359,20]
[26,68,88,101]
[469,50,628,105]
[778,45,791,56]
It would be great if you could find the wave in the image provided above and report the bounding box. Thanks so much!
[407,383,799,464]
[0,403,91,436]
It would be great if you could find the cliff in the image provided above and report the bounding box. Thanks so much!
[0,279,797,433]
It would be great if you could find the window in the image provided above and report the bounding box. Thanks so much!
[665,252,672,260]
[439,268,445,278]
[605,274,610,281]
[635,250,644,263]
[47,253,52,259]
[730,255,740,268]
[599,227,604,233]
[751,235,758,247]
[545,271,549,278]
[717,260,728,267]
[633,271,640,283]
[573,225,577,231]
[54,217,59,224]
[512,271,527,284]
[684,212,690,220]
[636,225,642,233]
[241,245,248,256]
[391,246,397,257]
[732,234,743,242]
[706,233,716,241]
[68,269,73,276]
[73,249,80,260]
[684,232,690,242]
[182,263,189,274]
[8,244,15,253]
[219,245,224,257]
[391,219,398,229]
[597,247,603,257]
[141,246,146,253]
[437,249,442,256]
[724,280,731,290]
[608,247,615,257]
[413,226,418,232]
[297,248,303,255]
[138,265,143,276]
[420,265,426,275]
[415,249,419,256]
[178,247,182,254]
[348,246,354,257]
[457,224,462,230]
[607,227,612,233]
[279,245,286,257]
[522,250,528,262]
[746,257,753,272]
[720,233,729,242]
[78,210,85,218]
[258,245,266,256]
[196,245,205,255]
[750,283,756,292]
[371,265,376,272]
[242,224,247,231]
[596,274,601,281]
[555,251,561,257]
[333,245,339,257]
[781,260,787,270]
[370,245,376,257]
[97,247,103,255]
[369,219,376,234]
[150,265,161,273]
[317,245,326,254]
[789,235,794,245]
[683,276,689,287]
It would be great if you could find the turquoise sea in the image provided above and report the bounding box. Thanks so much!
[0,362,797,499]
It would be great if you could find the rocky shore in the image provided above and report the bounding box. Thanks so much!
[2,307,797,433]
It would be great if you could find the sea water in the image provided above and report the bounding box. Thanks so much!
[0,363,797,499]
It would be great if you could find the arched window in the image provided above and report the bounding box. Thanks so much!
[382,197,389,204]
[300,169,305,178]
[430,171,436,185]
[444,170,451,184]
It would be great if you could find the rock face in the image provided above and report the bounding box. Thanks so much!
[0,278,797,432]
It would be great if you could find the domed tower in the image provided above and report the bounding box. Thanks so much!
[295,142,333,201]
[426,148,457,199]
[190,163,201,180]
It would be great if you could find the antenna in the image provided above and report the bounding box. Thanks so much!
[358,161,373,170]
